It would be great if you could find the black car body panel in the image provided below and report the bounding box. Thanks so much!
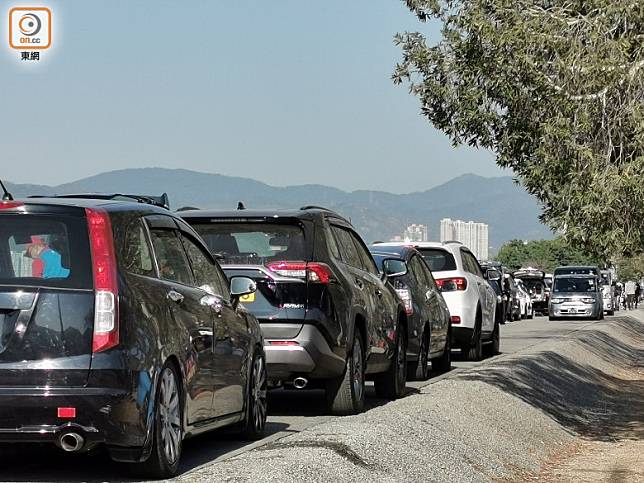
[369,245,451,360]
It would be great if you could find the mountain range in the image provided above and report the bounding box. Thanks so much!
[4,168,552,251]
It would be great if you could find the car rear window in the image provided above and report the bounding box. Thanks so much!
[0,214,92,289]
[418,248,457,272]
[188,222,307,265]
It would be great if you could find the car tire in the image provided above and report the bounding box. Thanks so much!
[528,308,534,319]
[431,325,451,373]
[238,351,268,440]
[483,321,500,358]
[131,363,183,479]
[461,309,483,361]
[326,331,365,415]
[374,325,407,399]
[548,316,556,321]
[408,327,429,381]
[608,310,614,316]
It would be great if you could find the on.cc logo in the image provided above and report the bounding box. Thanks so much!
[18,13,41,36]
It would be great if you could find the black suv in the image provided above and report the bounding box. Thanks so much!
[0,195,266,479]
[180,207,408,415]
[368,245,452,380]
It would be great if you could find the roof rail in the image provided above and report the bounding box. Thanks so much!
[29,193,171,210]
[442,240,463,245]
[300,205,333,212]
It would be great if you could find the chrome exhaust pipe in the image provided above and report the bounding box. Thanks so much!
[293,377,308,389]
[60,432,85,452]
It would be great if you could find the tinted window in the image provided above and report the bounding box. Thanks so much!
[463,251,483,278]
[0,214,91,289]
[181,233,230,298]
[149,229,194,285]
[120,220,155,277]
[189,222,306,266]
[350,232,379,275]
[418,248,457,272]
[331,226,362,268]
[409,256,429,288]
[553,277,597,293]
[418,257,438,287]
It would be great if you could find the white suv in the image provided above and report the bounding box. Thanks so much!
[376,241,499,360]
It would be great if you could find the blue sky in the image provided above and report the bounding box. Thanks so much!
[1,0,503,193]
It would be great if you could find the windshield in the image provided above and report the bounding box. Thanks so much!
[553,277,597,293]
[189,222,307,265]
[0,214,92,289]
[417,248,457,272]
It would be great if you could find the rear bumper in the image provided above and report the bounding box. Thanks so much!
[451,326,474,347]
[0,386,144,455]
[262,324,346,381]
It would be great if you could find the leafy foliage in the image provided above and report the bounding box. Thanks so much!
[395,0,644,257]
[615,253,644,281]
[495,238,602,272]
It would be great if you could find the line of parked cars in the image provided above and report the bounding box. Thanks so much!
[2,190,602,478]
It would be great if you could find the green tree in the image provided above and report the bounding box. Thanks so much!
[615,254,644,280]
[394,0,644,257]
[495,238,601,272]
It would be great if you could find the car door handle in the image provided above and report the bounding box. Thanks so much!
[167,290,185,304]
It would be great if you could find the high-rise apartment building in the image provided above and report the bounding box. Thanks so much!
[439,218,489,260]
[403,224,429,242]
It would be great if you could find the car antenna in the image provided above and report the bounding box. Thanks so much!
[0,179,14,201]
[237,201,246,210]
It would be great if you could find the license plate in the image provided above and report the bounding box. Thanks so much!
[240,293,255,303]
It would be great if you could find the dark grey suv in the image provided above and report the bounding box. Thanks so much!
[180,207,409,415]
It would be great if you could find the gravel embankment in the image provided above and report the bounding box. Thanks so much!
[179,315,644,482]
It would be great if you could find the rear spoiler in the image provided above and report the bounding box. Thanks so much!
[29,193,170,210]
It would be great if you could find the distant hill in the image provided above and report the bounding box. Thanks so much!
[5,168,552,251]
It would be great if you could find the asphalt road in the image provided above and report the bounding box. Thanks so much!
[0,314,607,482]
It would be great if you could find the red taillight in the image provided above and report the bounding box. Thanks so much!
[436,277,467,291]
[86,208,119,353]
[57,407,77,419]
[450,316,461,324]
[0,200,24,209]
[266,261,334,284]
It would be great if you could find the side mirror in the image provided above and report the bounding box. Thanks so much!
[486,269,501,281]
[230,276,257,298]
[382,259,408,278]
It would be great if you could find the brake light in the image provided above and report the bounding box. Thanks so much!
[395,288,413,315]
[0,200,24,209]
[450,316,461,324]
[436,277,467,291]
[86,208,119,353]
[266,261,334,284]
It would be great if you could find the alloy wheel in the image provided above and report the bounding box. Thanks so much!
[159,368,181,465]
[352,337,364,402]
[251,356,268,432]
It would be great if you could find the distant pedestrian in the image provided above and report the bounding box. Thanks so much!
[625,280,636,310]
[636,282,641,309]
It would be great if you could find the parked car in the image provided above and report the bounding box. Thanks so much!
[0,194,267,478]
[513,268,549,315]
[368,244,452,379]
[377,241,499,361]
[549,273,604,320]
[600,270,616,315]
[480,262,505,325]
[180,207,408,415]
[515,279,534,319]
